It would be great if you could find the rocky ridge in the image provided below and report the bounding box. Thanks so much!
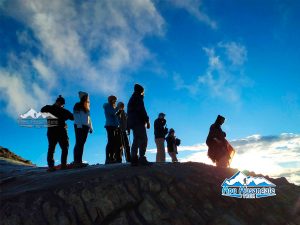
[0,150,299,225]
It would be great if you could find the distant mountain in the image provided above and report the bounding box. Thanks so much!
[19,108,57,119]
[0,146,33,165]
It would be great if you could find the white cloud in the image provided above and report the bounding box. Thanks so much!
[174,41,251,102]
[218,42,247,66]
[168,0,217,29]
[0,0,165,117]
[173,73,199,95]
[176,133,300,185]
[0,70,51,116]
[31,58,56,88]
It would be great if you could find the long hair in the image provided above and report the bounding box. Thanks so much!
[80,95,90,112]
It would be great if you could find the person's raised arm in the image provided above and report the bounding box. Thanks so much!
[41,105,51,113]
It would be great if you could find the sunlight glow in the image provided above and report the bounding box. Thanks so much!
[230,153,282,176]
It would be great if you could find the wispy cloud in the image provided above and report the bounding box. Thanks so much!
[167,0,217,29]
[218,42,247,66]
[170,133,300,185]
[0,0,218,118]
[174,41,251,102]
[0,0,165,117]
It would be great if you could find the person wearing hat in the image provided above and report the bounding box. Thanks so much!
[154,112,168,162]
[103,95,122,164]
[73,91,93,168]
[127,83,150,166]
[41,95,74,171]
[206,115,235,167]
[166,128,180,163]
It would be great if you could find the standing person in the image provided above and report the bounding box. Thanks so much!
[127,84,150,166]
[117,102,131,163]
[206,115,235,167]
[166,128,180,163]
[41,95,74,172]
[154,113,168,162]
[103,95,121,164]
[73,91,93,168]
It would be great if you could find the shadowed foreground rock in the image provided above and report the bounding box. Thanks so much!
[0,157,300,225]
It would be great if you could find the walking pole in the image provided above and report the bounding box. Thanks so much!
[120,131,126,163]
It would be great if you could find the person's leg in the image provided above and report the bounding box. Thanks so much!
[131,127,139,165]
[105,127,115,163]
[114,129,122,163]
[138,125,148,159]
[47,131,58,168]
[161,139,166,162]
[122,131,131,162]
[78,126,89,163]
[73,125,80,163]
[74,126,88,164]
[58,129,69,166]
[155,138,161,162]
[155,138,165,162]
[169,152,178,163]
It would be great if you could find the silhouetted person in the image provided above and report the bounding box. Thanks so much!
[41,95,74,172]
[154,112,168,162]
[166,128,180,163]
[103,95,122,164]
[206,115,235,167]
[117,102,131,163]
[73,91,93,168]
[127,84,150,166]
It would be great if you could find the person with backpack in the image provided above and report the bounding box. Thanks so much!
[41,95,74,172]
[154,112,168,162]
[206,115,235,167]
[166,128,180,163]
[103,95,122,164]
[127,84,150,166]
[73,91,93,168]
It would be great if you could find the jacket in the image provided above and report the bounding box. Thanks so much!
[166,135,178,153]
[127,92,149,128]
[41,104,74,129]
[103,103,119,127]
[73,103,93,130]
[154,118,168,139]
[117,110,128,132]
[206,123,226,146]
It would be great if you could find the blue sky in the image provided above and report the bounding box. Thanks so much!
[0,0,299,184]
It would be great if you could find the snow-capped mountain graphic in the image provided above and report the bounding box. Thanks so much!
[222,171,276,187]
[19,108,57,119]
[245,177,275,187]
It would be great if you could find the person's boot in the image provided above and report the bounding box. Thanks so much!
[60,164,68,170]
[47,167,56,172]
[138,156,151,166]
[131,156,138,166]
[73,162,88,168]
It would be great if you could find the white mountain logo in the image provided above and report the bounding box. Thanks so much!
[221,171,276,199]
[222,171,276,187]
[19,108,57,119]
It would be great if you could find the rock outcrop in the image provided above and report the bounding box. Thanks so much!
[0,146,33,165]
[0,154,299,225]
